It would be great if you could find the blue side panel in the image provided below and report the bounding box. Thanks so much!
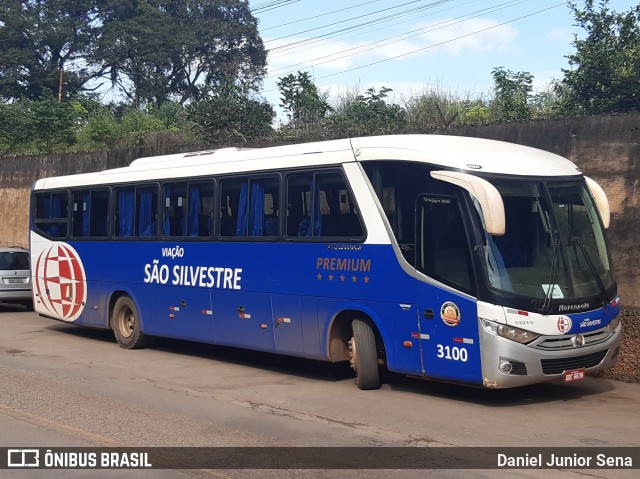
[64,240,473,380]
[388,302,422,376]
[272,294,303,356]
[300,297,321,359]
[212,290,274,352]
[417,286,482,385]
[141,285,213,343]
[79,281,111,327]
[566,300,621,332]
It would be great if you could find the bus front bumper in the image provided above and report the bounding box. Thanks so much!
[478,322,623,388]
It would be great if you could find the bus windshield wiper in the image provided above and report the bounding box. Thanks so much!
[571,236,608,307]
[539,236,561,315]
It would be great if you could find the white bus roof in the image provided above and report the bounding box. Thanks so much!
[33,135,581,190]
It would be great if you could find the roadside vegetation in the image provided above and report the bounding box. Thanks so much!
[0,0,638,155]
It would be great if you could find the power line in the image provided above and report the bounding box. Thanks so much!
[314,3,567,81]
[266,0,482,60]
[265,0,441,45]
[265,0,527,78]
[267,0,458,59]
[261,0,385,32]
[262,2,567,92]
[252,0,301,14]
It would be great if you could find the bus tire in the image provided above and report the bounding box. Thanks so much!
[111,296,148,349]
[350,318,381,390]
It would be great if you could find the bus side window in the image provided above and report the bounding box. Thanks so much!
[115,186,158,238]
[286,174,312,237]
[136,187,157,237]
[72,190,86,237]
[286,171,363,239]
[90,189,110,237]
[187,181,214,238]
[34,191,69,239]
[416,195,474,294]
[259,176,280,237]
[219,178,245,237]
[163,182,188,237]
[115,188,135,237]
[72,189,110,238]
[220,177,279,238]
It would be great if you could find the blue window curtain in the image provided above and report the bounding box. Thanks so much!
[163,186,172,236]
[82,191,91,236]
[312,178,322,236]
[118,190,135,237]
[138,190,154,236]
[188,186,201,237]
[50,194,63,236]
[235,182,248,236]
[249,182,265,236]
[326,187,340,214]
[51,195,62,218]
[43,195,52,218]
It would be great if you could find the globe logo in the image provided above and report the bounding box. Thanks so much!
[557,316,572,334]
[34,243,87,321]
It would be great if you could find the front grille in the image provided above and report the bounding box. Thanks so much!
[534,329,612,351]
[540,349,608,375]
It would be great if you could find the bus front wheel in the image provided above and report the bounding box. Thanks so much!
[349,318,381,390]
[111,296,148,349]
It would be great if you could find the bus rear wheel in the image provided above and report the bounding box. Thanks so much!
[349,318,381,390]
[111,296,148,349]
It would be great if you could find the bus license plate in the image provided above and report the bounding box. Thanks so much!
[564,369,586,382]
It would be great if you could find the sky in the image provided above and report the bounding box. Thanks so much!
[248,0,638,121]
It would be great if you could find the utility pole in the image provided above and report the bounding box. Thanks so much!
[58,67,64,103]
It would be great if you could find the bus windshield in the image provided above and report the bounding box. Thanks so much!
[482,180,615,305]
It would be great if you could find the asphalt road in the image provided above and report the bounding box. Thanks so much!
[0,304,638,479]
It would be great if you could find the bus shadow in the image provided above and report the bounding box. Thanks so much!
[382,372,618,406]
[47,323,619,402]
[48,323,356,383]
[151,336,357,383]
[46,322,117,343]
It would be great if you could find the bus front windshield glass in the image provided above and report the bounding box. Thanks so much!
[482,180,614,304]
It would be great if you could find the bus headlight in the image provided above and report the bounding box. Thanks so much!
[480,319,540,345]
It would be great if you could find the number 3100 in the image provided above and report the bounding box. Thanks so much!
[436,344,468,362]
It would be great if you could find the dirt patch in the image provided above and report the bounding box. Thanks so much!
[590,308,640,383]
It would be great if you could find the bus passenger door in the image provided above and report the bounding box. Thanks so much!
[415,195,482,385]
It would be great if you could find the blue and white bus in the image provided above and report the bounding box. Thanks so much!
[29,135,622,389]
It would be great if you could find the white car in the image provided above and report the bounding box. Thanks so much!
[0,247,32,310]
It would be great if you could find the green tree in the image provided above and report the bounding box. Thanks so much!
[76,102,195,150]
[560,0,640,114]
[328,87,406,137]
[460,101,492,124]
[0,0,101,101]
[94,0,266,107]
[490,67,534,121]
[404,88,484,131]
[0,92,78,153]
[276,71,332,136]
[0,102,28,153]
[187,89,274,143]
[75,105,121,149]
[529,82,564,119]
